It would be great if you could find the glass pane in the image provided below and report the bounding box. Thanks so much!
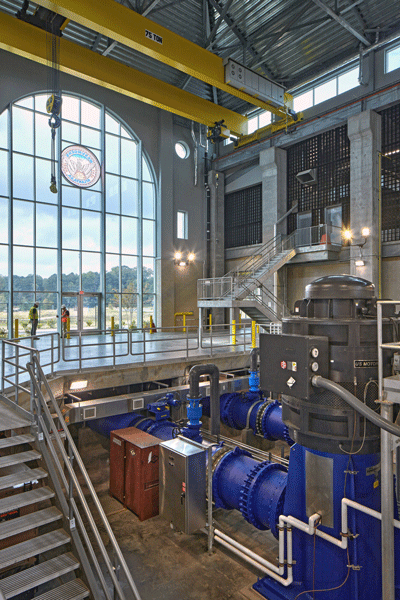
[143,258,154,293]
[13,246,34,285]
[34,95,48,114]
[0,198,8,244]
[62,207,80,249]
[0,290,8,334]
[81,101,100,129]
[15,97,33,109]
[293,90,313,112]
[12,107,34,155]
[13,200,33,246]
[0,110,8,149]
[314,78,336,104]
[82,295,99,329]
[121,178,138,216]
[143,294,155,327]
[143,182,155,218]
[36,203,58,248]
[105,134,120,174]
[62,96,79,122]
[0,150,8,196]
[35,292,57,330]
[121,293,137,329]
[62,184,80,207]
[106,293,119,330]
[82,252,100,292]
[13,292,34,333]
[81,126,101,149]
[106,254,119,292]
[387,46,400,73]
[62,121,80,143]
[106,174,120,213]
[36,247,57,280]
[35,113,52,159]
[13,154,34,199]
[36,158,59,204]
[106,113,119,134]
[106,214,120,253]
[143,220,154,256]
[82,211,100,251]
[62,294,78,330]
[338,67,359,94]
[121,216,138,255]
[142,156,152,182]
[121,138,137,178]
[0,245,8,290]
[62,251,80,291]
[82,189,101,211]
[121,255,137,289]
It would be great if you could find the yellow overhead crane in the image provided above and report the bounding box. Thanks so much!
[0,0,300,142]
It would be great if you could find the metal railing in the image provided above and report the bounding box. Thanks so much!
[27,354,142,600]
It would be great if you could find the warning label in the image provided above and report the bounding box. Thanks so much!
[354,360,378,368]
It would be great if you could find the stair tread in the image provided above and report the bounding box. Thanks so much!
[0,451,41,469]
[32,578,89,600]
[0,552,79,598]
[0,529,70,570]
[0,506,62,541]
[0,468,47,492]
[0,486,54,514]
[0,435,35,449]
[0,402,32,432]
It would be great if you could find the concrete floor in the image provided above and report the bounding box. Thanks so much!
[77,427,279,600]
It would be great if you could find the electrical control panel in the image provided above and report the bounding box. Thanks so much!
[224,58,285,108]
[259,333,329,399]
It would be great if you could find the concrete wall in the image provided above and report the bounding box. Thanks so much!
[0,50,206,328]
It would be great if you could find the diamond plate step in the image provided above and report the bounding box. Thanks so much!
[0,529,70,570]
[0,468,47,492]
[0,552,79,599]
[0,402,32,432]
[0,435,35,450]
[0,486,54,514]
[32,579,89,600]
[0,451,41,469]
[0,506,62,541]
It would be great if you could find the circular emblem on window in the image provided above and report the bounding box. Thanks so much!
[61,145,101,188]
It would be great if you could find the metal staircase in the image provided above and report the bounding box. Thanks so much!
[198,233,296,324]
[0,352,142,600]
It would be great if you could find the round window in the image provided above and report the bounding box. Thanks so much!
[175,141,190,159]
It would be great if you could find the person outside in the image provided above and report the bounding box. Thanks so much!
[61,305,70,337]
[29,302,39,336]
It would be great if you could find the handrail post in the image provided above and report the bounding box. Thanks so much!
[78,331,82,372]
[143,329,146,363]
[15,344,19,405]
[186,325,189,358]
[112,329,116,368]
[1,340,4,394]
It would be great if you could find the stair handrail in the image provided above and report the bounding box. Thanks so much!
[26,355,142,600]
[239,279,291,321]
[223,234,283,280]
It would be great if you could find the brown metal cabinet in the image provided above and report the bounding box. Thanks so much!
[110,427,160,521]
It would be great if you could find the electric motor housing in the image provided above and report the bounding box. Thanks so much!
[271,275,396,453]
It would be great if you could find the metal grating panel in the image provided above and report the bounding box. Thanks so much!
[380,103,400,242]
[287,125,350,234]
[224,184,262,248]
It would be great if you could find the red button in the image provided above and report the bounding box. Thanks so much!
[281,361,287,369]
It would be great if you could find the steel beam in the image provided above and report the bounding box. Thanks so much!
[33,0,287,115]
[310,0,370,46]
[0,11,247,134]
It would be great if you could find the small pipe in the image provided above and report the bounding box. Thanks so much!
[250,347,259,372]
[214,528,282,574]
[189,364,220,437]
[312,375,400,437]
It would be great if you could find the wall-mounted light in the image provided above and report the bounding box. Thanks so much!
[174,251,196,267]
[296,168,317,186]
[70,380,88,390]
[342,227,370,248]
[355,259,365,267]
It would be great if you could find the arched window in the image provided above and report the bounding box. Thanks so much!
[0,93,157,336]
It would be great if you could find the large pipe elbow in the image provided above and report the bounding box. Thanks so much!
[189,364,220,437]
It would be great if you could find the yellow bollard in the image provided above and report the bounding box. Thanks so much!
[150,315,154,334]
[111,316,114,337]
[67,317,70,340]
[232,319,236,346]
[251,320,256,348]
[208,313,212,330]
[257,324,260,335]
[183,314,186,333]
[14,319,18,339]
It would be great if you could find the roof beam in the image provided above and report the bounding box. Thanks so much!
[0,11,247,134]
[310,0,371,46]
[32,0,286,114]
[205,0,235,49]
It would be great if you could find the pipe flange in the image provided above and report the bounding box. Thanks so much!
[283,426,294,446]
[239,461,287,536]
[212,447,251,510]
[259,400,281,440]
[220,393,240,429]
[255,401,271,436]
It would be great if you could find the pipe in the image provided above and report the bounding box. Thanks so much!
[312,375,400,437]
[189,364,220,437]
[250,347,259,372]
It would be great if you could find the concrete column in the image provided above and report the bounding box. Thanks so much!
[208,169,225,324]
[348,110,381,289]
[260,147,288,309]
